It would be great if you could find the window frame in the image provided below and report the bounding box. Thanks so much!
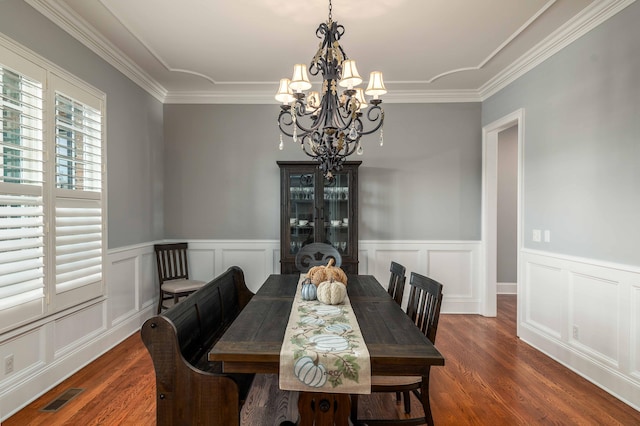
[0,34,107,333]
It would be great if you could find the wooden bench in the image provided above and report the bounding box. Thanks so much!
[141,266,255,425]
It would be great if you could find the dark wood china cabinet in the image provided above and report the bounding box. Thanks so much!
[278,161,360,274]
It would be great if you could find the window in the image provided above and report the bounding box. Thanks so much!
[0,39,105,332]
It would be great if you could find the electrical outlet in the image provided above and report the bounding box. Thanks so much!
[4,354,14,374]
[544,230,551,242]
[572,326,579,340]
[532,229,542,242]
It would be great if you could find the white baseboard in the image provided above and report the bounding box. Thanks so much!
[0,302,154,420]
[497,282,517,294]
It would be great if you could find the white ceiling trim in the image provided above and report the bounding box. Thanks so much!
[25,0,636,105]
[480,0,636,100]
[25,0,167,102]
[163,89,482,105]
[82,0,556,91]
[97,0,219,86]
[427,0,557,85]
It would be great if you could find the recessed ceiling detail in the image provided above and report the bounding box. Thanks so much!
[25,0,634,103]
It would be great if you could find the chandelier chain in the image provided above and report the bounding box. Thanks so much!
[328,0,332,22]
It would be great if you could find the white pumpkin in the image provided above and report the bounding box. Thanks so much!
[316,280,347,305]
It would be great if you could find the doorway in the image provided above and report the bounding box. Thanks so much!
[481,109,523,337]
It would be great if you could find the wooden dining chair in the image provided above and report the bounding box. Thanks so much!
[387,261,406,306]
[351,272,444,426]
[154,242,206,314]
[295,242,342,272]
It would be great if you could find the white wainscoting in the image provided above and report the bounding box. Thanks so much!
[519,249,640,410]
[0,238,482,421]
[184,239,482,314]
[358,240,482,313]
[185,240,280,294]
[0,243,157,421]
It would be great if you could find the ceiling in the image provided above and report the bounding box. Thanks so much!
[25,0,627,103]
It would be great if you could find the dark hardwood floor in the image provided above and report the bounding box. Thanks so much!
[5,295,639,425]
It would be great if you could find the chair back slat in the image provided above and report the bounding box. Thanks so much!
[387,261,406,306]
[295,242,342,272]
[406,272,444,344]
[155,242,190,283]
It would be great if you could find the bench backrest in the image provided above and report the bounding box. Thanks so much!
[161,265,252,365]
[141,266,254,425]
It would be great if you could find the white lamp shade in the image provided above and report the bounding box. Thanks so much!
[290,64,312,92]
[275,78,295,104]
[354,88,368,110]
[365,71,387,98]
[339,59,363,88]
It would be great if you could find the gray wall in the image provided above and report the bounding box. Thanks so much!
[497,126,518,283]
[163,103,482,241]
[482,1,640,266]
[0,1,165,249]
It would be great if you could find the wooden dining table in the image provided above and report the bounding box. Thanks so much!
[209,274,445,425]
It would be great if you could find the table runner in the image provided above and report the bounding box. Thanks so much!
[279,275,371,394]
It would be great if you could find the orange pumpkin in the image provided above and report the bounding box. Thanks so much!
[307,258,347,286]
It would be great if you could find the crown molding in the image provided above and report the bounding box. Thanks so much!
[479,0,636,100]
[164,89,482,105]
[25,0,167,103]
[26,0,635,105]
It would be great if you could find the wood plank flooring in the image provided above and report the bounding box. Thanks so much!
[4,295,639,425]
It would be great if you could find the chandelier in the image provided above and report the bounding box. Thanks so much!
[275,0,387,180]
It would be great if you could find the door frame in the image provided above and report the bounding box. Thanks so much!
[480,109,524,322]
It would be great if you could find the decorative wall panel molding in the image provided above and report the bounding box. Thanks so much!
[2,240,637,420]
[519,249,640,411]
[0,243,157,421]
[358,240,482,313]
[182,239,482,314]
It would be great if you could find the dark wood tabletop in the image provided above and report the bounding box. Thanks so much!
[209,274,445,377]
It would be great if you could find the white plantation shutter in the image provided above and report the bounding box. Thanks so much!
[0,70,43,186]
[55,93,102,192]
[0,64,45,326]
[54,89,103,302]
[55,198,102,294]
[0,193,44,309]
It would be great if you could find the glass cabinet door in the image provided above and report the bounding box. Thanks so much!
[323,173,350,256]
[287,172,315,255]
[279,161,359,274]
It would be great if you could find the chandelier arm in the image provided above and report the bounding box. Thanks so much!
[326,93,352,132]
[356,106,385,136]
[299,134,322,159]
[278,110,315,139]
[340,139,360,157]
[277,109,295,138]
[294,102,328,135]
[277,113,316,141]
